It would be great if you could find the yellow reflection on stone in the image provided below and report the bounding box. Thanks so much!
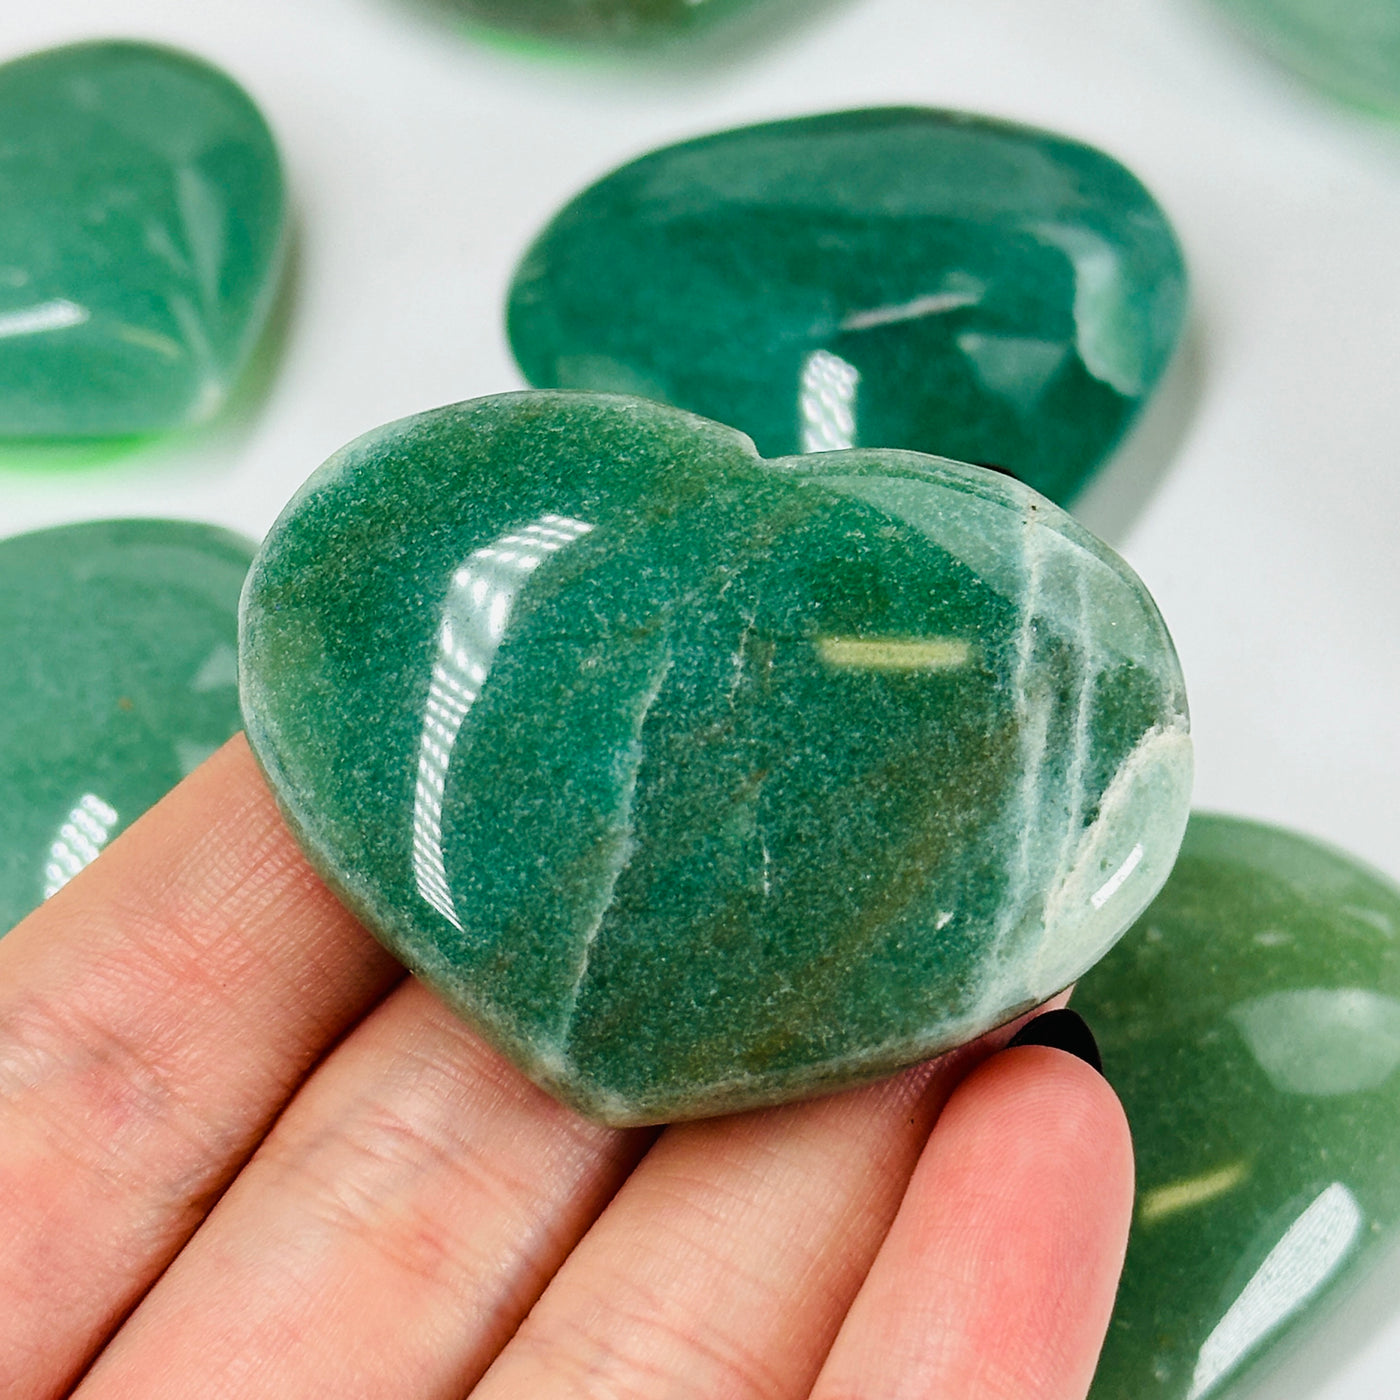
[817,637,971,672]
[1140,1160,1249,1225]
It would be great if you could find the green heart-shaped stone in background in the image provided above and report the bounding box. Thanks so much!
[0,519,255,934]
[1080,814,1400,1400]
[0,41,286,439]
[441,0,750,43]
[508,109,1187,508]
[241,390,1191,1124]
[1211,0,1400,114]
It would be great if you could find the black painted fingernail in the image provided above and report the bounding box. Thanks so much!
[1006,1009,1103,1074]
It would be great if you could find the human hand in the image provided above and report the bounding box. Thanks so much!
[0,737,1133,1400]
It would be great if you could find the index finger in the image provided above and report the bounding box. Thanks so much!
[0,736,400,1400]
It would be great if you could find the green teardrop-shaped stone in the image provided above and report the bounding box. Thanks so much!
[1212,0,1400,113]
[240,390,1192,1124]
[0,41,286,438]
[508,108,1187,507]
[1079,814,1400,1400]
[0,519,255,934]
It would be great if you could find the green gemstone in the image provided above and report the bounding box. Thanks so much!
[0,519,255,934]
[508,109,1187,507]
[1212,0,1400,113]
[0,41,285,438]
[241,390,1192,1124]
[1079,814,1400,1400]
[442,0,750,42]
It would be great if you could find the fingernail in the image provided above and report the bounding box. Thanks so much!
[1006,1008,1103,1075]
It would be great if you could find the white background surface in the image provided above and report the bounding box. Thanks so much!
[2,0,1399,1394]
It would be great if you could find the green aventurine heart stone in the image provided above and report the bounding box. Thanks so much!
[240,391,1192,1124]
[1079,815,1400,1400]
[1212,0,1400,113]
[0,41,285,438]
[0,519,254,934]
[508,109,1187,507]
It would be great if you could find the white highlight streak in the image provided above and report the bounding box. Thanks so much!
[1186,1183,1362,1400]
[42,794,118,899]
[1090,841,1144,910]
[0,298,89,340]
[799,349,860,453]
[410,516,593,930]
[840,289,982,332]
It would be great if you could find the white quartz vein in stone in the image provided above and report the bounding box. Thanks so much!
[552,645,675,1050]
[985,501,1051,967]
[1050,565,1096,895]
[1032,718,1192,993]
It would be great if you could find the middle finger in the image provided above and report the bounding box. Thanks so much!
[470,1019,1044,1400]
[74,979,651,1400]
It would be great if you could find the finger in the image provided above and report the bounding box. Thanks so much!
[0,737,400,1400]
[469,1011,1056,1400]
[810,1039,1134,1400]
[74,980,650,1400]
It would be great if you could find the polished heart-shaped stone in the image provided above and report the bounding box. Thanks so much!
[240,392,1192,1124]
[0,41,285,438]
[0,519,254,934]
[1212,0,1400,113]
[443,0,752,42]
[508,108,1187,507]
[1079,815,1400,1400]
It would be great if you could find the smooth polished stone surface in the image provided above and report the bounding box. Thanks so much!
[1213,0,1400,113]
[508,109,1187,507]
[1080,815,1400,1400]
[0,520,255,933]
[242,391,1191,1124]
[444,0,747,42]
[0,41,285,438]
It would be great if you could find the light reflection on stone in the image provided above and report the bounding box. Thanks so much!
[815,636,971,671]
[1079,814,1400,1400]
[798,348,859,453]
[42,792,118,899]
[0,297,88,340]
[1186,1183,1362,1400]
[1138,1161,1250,1226]
[1230,988,1400,1097]
[411,514,594,930]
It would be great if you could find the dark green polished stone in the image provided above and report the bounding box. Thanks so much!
[508,109,1187,507]
[0,519,255,933]
[0,41,285,438]
[1080,815,1400,1400]
[443,0,750,42]
[1213,0,1400,113]
[240,391,1192,1124]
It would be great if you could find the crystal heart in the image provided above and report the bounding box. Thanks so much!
[1080,814,1400,1400]
[509,108,1187,506]
[0,41,285,438]
[240,391,1192,1123]
[0,519,254,933]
